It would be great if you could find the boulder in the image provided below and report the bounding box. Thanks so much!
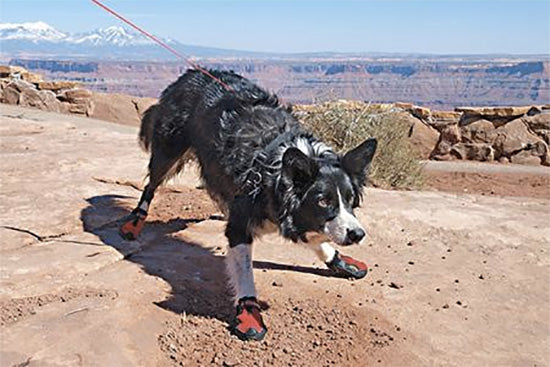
[0,65,12,76]
[10,79,36,93]
[1,80,37,105]
[493,119,545,158]
[522,113,550,132]
[1,84,20,104]
[19,88,66,113]
[455,106,532,118]
[410,105,431,121]
[460,119,497,144]
[430,124,461,159]
[57,88,93,102]
[21,72,43,83]
[534,130,550,145]
[510,151,542,166]
[450,143,494,161]
[394,102,414,110]
[397,112,439,158]
[430,111,461,130]
[37,81,79,91]
[133,97,157,117]
[0,65,28,77]
[89,92,141,126]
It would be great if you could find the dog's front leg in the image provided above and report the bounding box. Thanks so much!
[303,238,369,279]
[225,198,267,341]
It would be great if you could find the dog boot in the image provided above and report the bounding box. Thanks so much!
[119,208,147,240]
[326,251,368,279]
[232,297,267,341]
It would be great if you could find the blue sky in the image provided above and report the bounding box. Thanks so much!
[1,0,549,54]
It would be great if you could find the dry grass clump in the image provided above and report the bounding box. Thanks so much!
[293,100,424,189]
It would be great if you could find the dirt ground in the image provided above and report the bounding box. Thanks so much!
[1,105,549,366]
[423,161,550,199]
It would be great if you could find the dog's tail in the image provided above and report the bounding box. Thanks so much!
[139,104,158,152]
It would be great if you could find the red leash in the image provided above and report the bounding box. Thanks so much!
[90,0,234,92]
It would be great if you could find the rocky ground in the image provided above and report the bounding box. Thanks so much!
[0,105,549,366]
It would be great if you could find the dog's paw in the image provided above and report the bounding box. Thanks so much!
[119,209,147,241]
[326,251,368,279]
[232,297,267,341]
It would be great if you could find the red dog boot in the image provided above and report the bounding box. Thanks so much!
[232,297,267,341]
[327,251,368,279]
[119,209,147,240]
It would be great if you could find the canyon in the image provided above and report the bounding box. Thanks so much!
[7,57,549,110]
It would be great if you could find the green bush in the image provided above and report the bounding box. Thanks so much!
[293,101,424,189]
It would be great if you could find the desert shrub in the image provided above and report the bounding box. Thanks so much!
[293,101,424,189]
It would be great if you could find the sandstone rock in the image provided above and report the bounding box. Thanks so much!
[37,81,79,91]
[1,84,20,104]
[1,80,37,105]
[510,151,542,166]
[19,88,66,113]
[133,97,157,117]
[410,105,431,121]
[10,79,36,93]
[57,88,93,102]
[455,106,532,118]
[21,72,43,83]
[368,103,395,113]
[493,119,545,158]
[460,119,497,144]
[395,112,439,159]
[394,102,414,109]
[535,130,550,145]
[0,65,28,77]
[450,143,494,161]
[430,125,460,159]
[68,101,90,115]
[431,140,453,158]
[430,110,461,130]
[90,92,141,126]
[432,111,462,120]
[0,65,11,75]
[522,113,550,132]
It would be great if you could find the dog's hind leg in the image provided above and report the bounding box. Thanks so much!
[120,143,189,240]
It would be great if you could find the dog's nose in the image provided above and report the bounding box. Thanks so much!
[347,228,365,244]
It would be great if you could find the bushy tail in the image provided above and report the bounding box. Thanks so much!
[139,104,158,152]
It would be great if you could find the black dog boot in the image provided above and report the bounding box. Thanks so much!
[326,251,368,279]
[232,297,267,341]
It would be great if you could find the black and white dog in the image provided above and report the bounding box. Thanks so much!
[120,69,377,341]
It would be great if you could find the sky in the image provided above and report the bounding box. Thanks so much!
[1,0,549,55]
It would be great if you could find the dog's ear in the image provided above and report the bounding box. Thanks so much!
[282,147,319,189]
[342,138,377,184]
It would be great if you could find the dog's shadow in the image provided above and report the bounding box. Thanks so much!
[80,194,334,325]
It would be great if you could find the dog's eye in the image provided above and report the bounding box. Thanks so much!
[318,197,330,208]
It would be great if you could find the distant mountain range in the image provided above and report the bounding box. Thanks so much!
[0,21,271,60]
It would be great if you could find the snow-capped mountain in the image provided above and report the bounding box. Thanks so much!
[69,26,159,46]
[0,21,67,42]
[0,21,265,60]
[0,22,160,46]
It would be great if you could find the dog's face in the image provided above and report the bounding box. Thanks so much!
[281,138,377,245]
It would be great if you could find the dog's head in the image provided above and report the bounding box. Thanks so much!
[279,138,377,245]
